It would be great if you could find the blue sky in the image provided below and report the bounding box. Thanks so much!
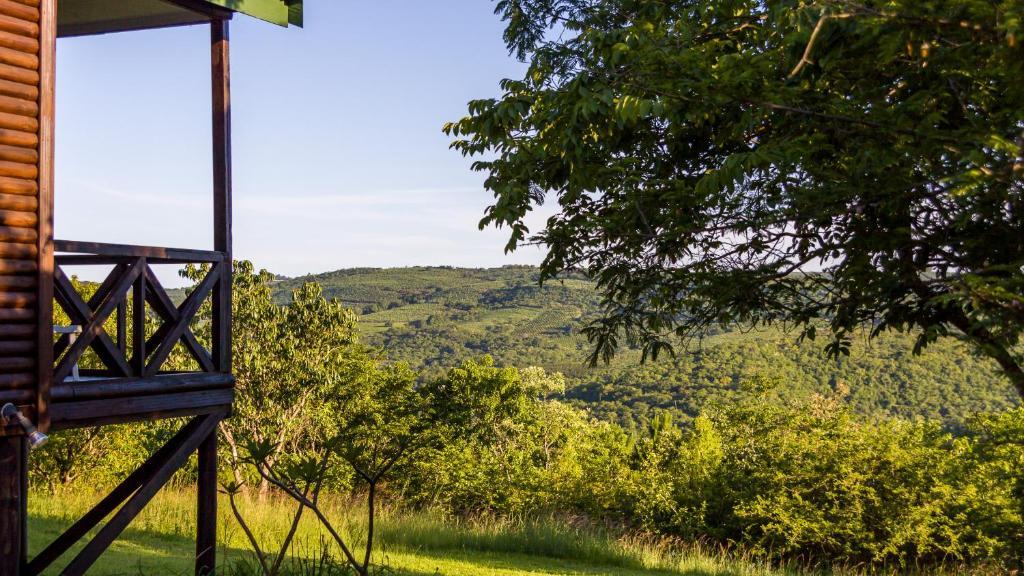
[56,1,552,281]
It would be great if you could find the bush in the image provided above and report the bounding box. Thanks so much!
[624,389,1024,567]
[403,364,1024,569]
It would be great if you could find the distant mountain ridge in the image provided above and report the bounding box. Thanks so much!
[271,266,1018,428]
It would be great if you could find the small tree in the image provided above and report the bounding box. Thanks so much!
[404,358,587,516]
[240,360,442,576]
[182,262,361,494]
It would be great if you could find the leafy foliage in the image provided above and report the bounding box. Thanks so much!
[181,262,365,494]
[624,391,1022,564]
[273,266,1017,429]
[408,364,1024,567]
[446,0,1024,394]
[35,265,1024,571]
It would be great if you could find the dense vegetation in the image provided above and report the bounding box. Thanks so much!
[400,359,1024,567]
[45,264,1023,573]
[36,1,1024,573]
[34,488,950,576]
[447,0,1024,393]
[274,266,1018,429]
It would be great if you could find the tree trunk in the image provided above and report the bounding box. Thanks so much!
[363,481,376,571]
[219,423,246,492]
[947,311,1024,399]
[984,342,1024,399]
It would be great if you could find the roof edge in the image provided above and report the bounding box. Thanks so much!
[204,0,302,27]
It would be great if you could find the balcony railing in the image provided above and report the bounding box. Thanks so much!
[52,240,228,382]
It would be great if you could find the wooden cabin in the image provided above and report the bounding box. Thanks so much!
[0,1,302,574]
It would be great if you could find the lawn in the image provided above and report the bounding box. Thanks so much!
[27,488,783,576]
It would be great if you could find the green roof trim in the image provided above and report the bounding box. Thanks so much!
[205,0,303,27]
[288,1,303,27]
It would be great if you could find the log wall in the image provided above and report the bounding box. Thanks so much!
[0,0,52,432]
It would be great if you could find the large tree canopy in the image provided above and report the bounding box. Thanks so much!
[446,0,1024,395]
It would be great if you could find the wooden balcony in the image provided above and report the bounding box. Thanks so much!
[0,7,257,571]
[1,240,234,431]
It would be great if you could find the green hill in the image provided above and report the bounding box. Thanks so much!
[272,266,1018,428]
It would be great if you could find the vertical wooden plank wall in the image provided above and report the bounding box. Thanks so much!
[0,0,49,431]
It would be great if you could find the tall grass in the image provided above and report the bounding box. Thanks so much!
[27,486,1003,576]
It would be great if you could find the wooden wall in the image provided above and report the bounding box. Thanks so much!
[0,0,53,431]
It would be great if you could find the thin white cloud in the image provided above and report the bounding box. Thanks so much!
[66,181,209,210]
[238,186,483,212]
[57,180,556,280]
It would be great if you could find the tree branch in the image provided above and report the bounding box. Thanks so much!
[788,11,830,79]
[227,489,270,575]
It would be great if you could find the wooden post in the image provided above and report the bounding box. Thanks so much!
[195,429,217,575]
[0,437,27,576]
[28,416,216,575]
[132,263,146,376]
[36,0,57,433]
[61,415,222,575]
[199,18,232,576]
[211,19,232,374]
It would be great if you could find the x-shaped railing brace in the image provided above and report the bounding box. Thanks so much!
[52,259,221,380]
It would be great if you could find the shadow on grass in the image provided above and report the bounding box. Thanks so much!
[29,513,253,576]
[29,514,733,576]
[381,548,733,576]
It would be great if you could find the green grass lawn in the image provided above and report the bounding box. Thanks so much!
[27,489,786,576]
[381,550,730,576]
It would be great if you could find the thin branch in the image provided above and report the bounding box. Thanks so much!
[751,100,959,143]
[253,459,363,572]
[788,11,830,79]
[227,490,270,575]
[269,480,317,576]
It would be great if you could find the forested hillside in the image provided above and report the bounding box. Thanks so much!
[272,267,1018,428]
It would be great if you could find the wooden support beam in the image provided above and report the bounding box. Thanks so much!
[196,429,217,575]
[162,0,235,21]
[143,266,215,373]
[50,373,234,403]
[54,240,224,263]
[58,413,222,575]
[48,388,233,430]
[35,0,55,433]
[131,265,145,375]
[144,262,220,376]
[27,416,211,575]
[0,437,27,575]
[116,298,126,355]
[211,19,232,375]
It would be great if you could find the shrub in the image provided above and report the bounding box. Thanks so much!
[626,389,1024,567]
